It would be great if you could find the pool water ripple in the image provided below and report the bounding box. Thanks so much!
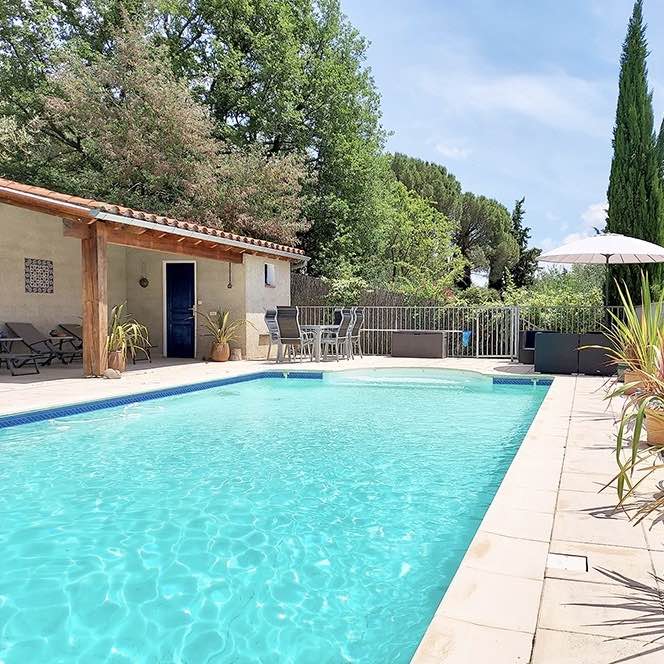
[0,369,547,663]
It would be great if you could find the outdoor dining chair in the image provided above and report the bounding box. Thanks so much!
[275,306,315,362]
[349,306,364,358]
[322,308,353,360]
[264,309,282,361]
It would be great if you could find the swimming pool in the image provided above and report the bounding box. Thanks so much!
[0,369,548,663]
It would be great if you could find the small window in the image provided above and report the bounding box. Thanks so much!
[264,263,276,287]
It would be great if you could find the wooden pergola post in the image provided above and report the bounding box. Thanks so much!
[81,222,108,376]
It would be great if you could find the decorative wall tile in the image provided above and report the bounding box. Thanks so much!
[24,258,54,294]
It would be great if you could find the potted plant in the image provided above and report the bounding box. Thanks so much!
[197,308,248,362]
[107,302,150,372]
[600,273,663,394]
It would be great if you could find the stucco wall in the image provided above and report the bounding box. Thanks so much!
[125,248,246,359]
[0,201,292,360]
[0,203,129,334]
[243,254,291,359]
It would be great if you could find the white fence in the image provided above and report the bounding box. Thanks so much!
[297,305,622,359]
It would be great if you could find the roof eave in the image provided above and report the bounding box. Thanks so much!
[93,210,309,262]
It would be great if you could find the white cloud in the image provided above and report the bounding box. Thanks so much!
[411,34,612,138]
[435,142,471,159]
[417,68,610,137]
[561,201,607,244]
[580,201,608,230]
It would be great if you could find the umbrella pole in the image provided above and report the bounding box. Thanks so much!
[604,255,611,328]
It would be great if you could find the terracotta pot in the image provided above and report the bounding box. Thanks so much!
[645,407,664,446]
[210,341,230,362]
[623,369,645,395]
[108,350,126,373]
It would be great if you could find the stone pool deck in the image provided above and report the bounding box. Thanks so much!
[1,357,663,662]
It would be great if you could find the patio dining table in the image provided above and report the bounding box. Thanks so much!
[301,324,339,362]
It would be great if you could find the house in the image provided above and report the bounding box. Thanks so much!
[0,178,307,375]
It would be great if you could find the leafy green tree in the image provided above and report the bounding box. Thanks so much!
[368,179,465,300]
[509,197,540,287]
[606,0,664,302]
[0,0,386,267]
[456,193,518,290]
[154,0,388,274]
[390,153,462,222]
[0,16,307,244]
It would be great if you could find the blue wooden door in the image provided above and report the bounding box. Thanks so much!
[165,262,195,358]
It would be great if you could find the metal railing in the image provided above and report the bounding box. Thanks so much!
[297,305,622,359]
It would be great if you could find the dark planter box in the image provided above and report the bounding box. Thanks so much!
[534,332,580,375]
[391,331,446,358]
[578,333,615,376]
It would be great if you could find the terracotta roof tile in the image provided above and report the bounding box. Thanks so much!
[0,177,306,257]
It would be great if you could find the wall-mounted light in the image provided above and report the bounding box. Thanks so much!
[139,260,149,288]
[227,262,233,289]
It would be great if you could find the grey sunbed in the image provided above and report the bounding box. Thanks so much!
[5,322,78,365]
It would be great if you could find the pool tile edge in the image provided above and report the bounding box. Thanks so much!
[0,370,323,429]
[410,375,573,664]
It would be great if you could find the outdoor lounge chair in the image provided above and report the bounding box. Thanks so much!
[57,323,83,350]
[275,307,314,362]
[57,322,153,364]
[322,308,353,360]
[5,322,78,365]
[0,332,41,375]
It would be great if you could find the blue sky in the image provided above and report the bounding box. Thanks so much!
[341,0,664,251]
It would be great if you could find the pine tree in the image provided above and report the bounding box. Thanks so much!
[509,198,541,287]
[606,0,664,302]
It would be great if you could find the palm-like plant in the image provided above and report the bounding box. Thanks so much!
[107,302,149,358]
[196,308,248,345]
[602,272,663,392]
[600,272,664,523]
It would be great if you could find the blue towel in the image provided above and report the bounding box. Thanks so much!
[462,331,472,348]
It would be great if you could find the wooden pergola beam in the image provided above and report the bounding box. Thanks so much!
[81,222,108,377]
[104,225,244,263]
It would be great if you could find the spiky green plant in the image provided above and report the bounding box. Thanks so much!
[107,302,150,358]
[196,308,250,344]
[597,272,664,523]
[601,271,663,386]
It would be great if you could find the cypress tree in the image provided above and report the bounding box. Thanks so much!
[656,117,664,179]
[606,0,664,303]
[509,198,541,287]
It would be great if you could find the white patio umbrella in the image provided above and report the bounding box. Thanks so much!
[539,233,664,303]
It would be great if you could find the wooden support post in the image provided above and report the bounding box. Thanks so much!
[81,222,108,376]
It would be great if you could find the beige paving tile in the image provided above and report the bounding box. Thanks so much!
[556,489,624,517]
[437,566,542,633]
[501,459,563,492]
[559,471,610,494]
[563,447,621,475]
[531,628,664,663]
[489,486,558,514]
[538,577,661,643]
[643,524,664,552]
[481,502,554,542]
[553,510,649,549]
[463,531,549,580]
[546,540,657,588]
[412,617,532,664]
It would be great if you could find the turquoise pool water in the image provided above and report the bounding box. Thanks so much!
[0,369,547,663]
